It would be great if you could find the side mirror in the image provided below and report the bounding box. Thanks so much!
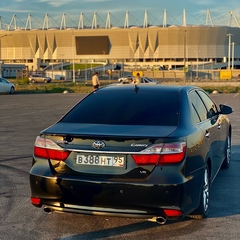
[219,104,233,115]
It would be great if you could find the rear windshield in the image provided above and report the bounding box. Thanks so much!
[61,89,180,126]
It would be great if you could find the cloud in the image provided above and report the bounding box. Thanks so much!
[0,0,240,26]
[193,0,216,6]
[82,0,111,2]
[38,0,74,7]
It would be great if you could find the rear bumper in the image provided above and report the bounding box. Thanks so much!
[30,167,204,219]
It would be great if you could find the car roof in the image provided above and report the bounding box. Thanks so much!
[101,84,197,93]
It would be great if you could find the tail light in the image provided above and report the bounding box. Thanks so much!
[163,209,183,217]
[31,197,41,206]
[34,136,70,161]
[132,142,186,166]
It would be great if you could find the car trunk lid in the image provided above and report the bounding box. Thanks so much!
[40,123,177,178]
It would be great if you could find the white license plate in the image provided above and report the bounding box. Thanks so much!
[76,154,125,167]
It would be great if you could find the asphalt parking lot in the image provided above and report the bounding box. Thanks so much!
[0,92,240,240]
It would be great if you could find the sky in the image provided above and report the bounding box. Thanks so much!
[0,0,240,28]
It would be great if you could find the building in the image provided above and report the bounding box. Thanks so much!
[1,62,26,78]
[0,10,240,72]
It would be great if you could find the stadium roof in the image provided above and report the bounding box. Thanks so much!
[0,9,240,31]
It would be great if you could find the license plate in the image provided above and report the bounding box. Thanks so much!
[76,154,125,167]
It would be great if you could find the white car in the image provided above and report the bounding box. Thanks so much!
[140,77,159,84]
[118,76,159,84]
[118,75,134,82]
[0,78,15,94]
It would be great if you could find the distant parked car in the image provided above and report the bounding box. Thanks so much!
[140,77,159,84]
[114,64,121,70]
[0,77,15,94]
[30,85,232,224]
[118,76,159,84]
[118,75,133,82]
[29,74,51,83]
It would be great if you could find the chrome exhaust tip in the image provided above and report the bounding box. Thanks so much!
[43,207,53,214]
[156,216,167,225]
[148,216,167,225]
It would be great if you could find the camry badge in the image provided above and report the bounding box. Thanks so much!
[92,140,106,149]
[131,143,148,147]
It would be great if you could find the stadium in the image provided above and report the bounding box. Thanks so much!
[1,9,240,79]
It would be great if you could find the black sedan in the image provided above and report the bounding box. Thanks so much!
[30,85,232,224]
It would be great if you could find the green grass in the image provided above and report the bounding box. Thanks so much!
[64,63,102,70]
[11,78,240,94]
[201,86,239,93]
[15,83,94,94]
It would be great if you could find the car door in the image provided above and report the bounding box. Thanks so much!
[0,78,7,92]
[0,78,2,92]
[197,90,226,170]
[1,78,11,93]
[189,90,220,180]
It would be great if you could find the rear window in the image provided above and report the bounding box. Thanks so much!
[61,89,180,126]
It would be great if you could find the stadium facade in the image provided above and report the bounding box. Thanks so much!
[1,10,240,72]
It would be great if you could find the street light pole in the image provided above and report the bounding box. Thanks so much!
[0,38,2,78]
[232,42,235,70]
[183,30,187,84]
[60,54,64,78]
[196,51,200,79]
[102,51,105,75]
[72,29,75,83]
[227,33,233,70]
[133,41,139,71]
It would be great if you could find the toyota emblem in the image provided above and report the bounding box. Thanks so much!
[92,140,106,149]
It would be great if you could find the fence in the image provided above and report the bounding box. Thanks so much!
[17,68,240,82]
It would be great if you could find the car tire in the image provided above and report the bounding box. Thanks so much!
[188,165,210,219]
[31,79,35,83]
[221,134,231,169]
[9,87,14,94]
